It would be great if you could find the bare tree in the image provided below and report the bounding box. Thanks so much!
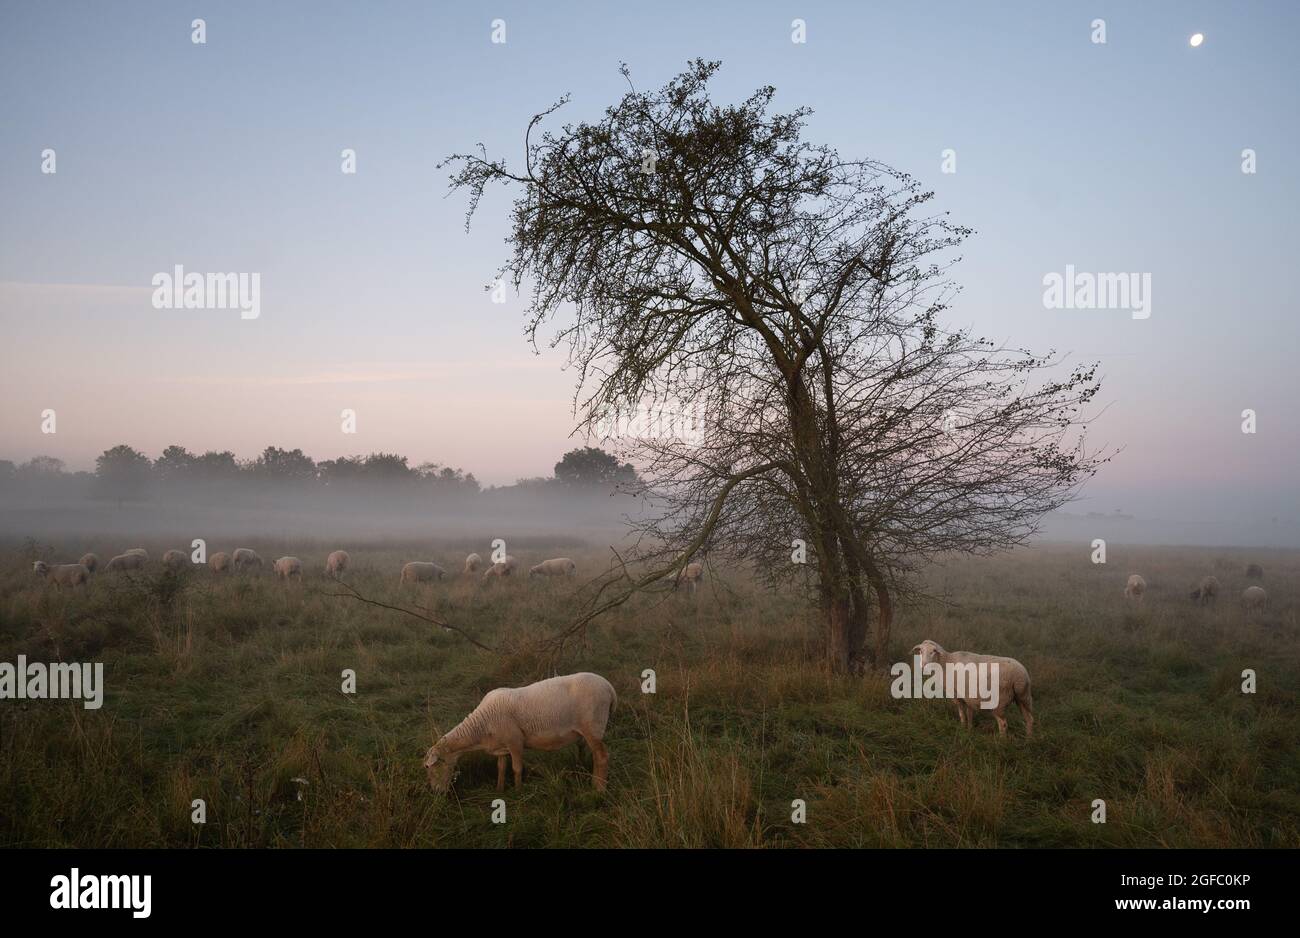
[443,60,1106,672]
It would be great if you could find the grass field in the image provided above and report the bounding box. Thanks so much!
[2,538,1297,848]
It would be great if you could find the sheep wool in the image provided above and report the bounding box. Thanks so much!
[424,672,617,793]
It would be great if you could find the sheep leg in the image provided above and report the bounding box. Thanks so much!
[1018,690,1035,738]
[509,746,524,789]
[994,706,1008,736]
[583,733,609,792]
[496,755,508,792]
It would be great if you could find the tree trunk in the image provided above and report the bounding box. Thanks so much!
[869,572,893,669]
[842,549,871,673]
[826,595,854,673]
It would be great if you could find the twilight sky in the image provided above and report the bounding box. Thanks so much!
[1,0,1297,529]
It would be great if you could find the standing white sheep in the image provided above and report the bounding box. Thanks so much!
[78,553,100,575]
[325,550,350,578]
[232,548,263,572]
[1190,575,1220,605]
[274,556,303,580]
[674,561,704,594]
[1124,574,1147,602]
[32,561,91,588]
[423,672,617,793]
[401,561,447,584]
[209,552,232,574]
[162,549,189,572]
[482,556,519,581]
[104,552,146,573]
[910,639,1035,738]
[1242,586,1267,611]
[463,553,483,576]
[529,557,576,579]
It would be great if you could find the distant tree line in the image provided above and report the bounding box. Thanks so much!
[0,444,639,503]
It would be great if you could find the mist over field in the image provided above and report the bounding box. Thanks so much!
[0,480,640,545]
[4,485,1299,551]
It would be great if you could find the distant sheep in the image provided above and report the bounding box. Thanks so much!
[162,549,189,572]
[104,552,146,573]
[910,639,1034,737]
[78,553,100,574]
[463,553,483,576]
[401,561,447,585]
[1190,575,1220,606]
[1246,563,1264,580]
[1124,574,1147,602]
[125,548,148,560]
[325,550,350,578]
[1242,586,1268,611]
[529,557,576,579]
[209,552,232,574]
[273,556,303,580]
[674,561,704,594]
[232,548,263,572]
[423,672,616,793]
[32,561,90,588]
[482,556,519,581]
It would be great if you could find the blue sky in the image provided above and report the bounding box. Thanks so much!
[1,0,1297,530]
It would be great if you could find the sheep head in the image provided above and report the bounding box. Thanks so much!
[423,742,460,793]
[32,561,49,577]
[910,639,945,666]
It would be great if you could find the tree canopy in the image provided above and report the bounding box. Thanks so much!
[445,60,1106,670]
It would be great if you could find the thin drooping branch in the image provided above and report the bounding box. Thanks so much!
[326,580,496,653]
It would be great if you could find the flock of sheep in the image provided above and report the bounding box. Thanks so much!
[30,547,710,594]
[24,548,1277,794]
[1122,563,1268,610]
[30,547,590,587]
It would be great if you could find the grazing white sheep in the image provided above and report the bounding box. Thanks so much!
[209,552,232,574]
[232,548,263,572]
[1242,586,1267,611]
[401,561,447,585]
[674,561,704,594]
[104,552,146,573]
[325,550,350,578]
[273,556,303,580]
[1190,575,1220,605]
[463,553,483,576]
[162,549,188,572]
[78,553,100,575]
[481,556,519,581]
[910,639,1035,738]
[32,561,90,588]
[1246,563,1264,580]
[529,557,576,579]
[423,672,617,793]
[1124,574,1147,602]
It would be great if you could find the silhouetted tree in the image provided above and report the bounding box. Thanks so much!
[444,61,1105,671]
[17,455,65,479]
[195,450,240,481]
[250,446,317,484]
[94,445,153,505]
[554,446,638,490]
[154,445,198,483]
